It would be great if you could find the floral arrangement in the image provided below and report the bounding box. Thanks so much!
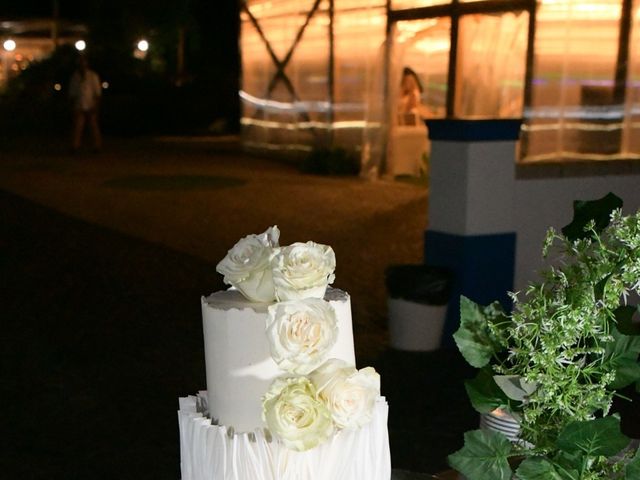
[216,226,380,451]
[449,194,640,479]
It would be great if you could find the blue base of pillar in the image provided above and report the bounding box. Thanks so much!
[424,230,516,347]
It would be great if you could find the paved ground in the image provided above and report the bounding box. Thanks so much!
[0,135,429,361]
[1,135,478,479]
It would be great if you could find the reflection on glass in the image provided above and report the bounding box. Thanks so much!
[523,0,628,161]
[384,17,450,177]
[393,18,451,118]
[333,7,386,149]
[391,0,450,10]
[455,11,528,118]
[622,2,640,157]
[241,0,386,156]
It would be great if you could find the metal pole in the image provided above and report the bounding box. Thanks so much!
[52,0,60,49]
[520,0,538,159]
[328,0,335,147]
[445,1,459,118]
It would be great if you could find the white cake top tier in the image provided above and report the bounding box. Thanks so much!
[202,287,356,433]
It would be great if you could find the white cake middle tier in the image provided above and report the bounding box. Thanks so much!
[201,288,356,433]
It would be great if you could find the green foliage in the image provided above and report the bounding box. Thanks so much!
[626,448,640,478]
[464,367,511,414]
[447,429,514,480]
[454,296,507,368]
[450,193,640,479]
[516,457,564,480]
[556,417,629,458]
[603,327,640,389]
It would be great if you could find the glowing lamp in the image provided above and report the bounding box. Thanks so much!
[75,40,86,51]
[137,40,149,52]
[3,39,16,51]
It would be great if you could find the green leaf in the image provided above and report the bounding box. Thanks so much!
[626,445,640,479]
[561,192,623,241]
[454,296,503,368]
[594,273,613,302]
[448,429,513,480]
[553,450,583,478]
[493,375,538,402]
[603,326,640,389]
[465,367,511,414]
[556,416,630,458]
[515,457,564,480]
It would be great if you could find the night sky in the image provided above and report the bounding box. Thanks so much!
[2,0,240,74]
[0,1,242,136]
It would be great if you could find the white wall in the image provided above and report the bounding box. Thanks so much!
[513,171,640,291]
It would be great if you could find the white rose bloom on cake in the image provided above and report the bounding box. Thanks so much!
[310,358,380,430]
[216,226,280,303]
[266,298,339,375]
[262,376,334,452]
[272,241,336,301]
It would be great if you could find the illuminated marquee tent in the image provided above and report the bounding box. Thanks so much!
[240,0,640,171]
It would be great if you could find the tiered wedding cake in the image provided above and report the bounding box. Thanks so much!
[178,227,391,480]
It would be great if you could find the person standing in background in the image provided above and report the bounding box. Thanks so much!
[398,67,425,126]
[69,55,102,153]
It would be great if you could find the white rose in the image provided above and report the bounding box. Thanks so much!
[266,299,338,374]
[216,226,280,302]
[262,376,334,451]
[272,242,336,301]
[310,359,380,430]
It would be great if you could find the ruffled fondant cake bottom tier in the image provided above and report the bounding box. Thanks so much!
[178,391,391,480]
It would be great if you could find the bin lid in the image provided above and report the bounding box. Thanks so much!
[384,264,453,305]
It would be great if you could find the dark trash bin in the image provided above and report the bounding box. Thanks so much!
[385,265,453,351]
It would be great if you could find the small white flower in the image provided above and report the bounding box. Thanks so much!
[262,376,334,451]
[310,358,380,430]
[216,226,280,302]
[266,299,338,374]
[272,242,336,301]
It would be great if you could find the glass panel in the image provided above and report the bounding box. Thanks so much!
[283,11,331,147]
[246,0,317,21]
[622,3,640,158]
[393,18,451,118]
[332,7,387,150]
[335,0,386,8]
[249,4,320,59]
[241,0,387,157]
[386,17,450,176]
[523,0,623,161]
[391,0,450,10]
[240,16,277,114]
[241,1,330,156]
[455,11,528,118]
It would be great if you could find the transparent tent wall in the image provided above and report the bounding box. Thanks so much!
[383,18,450,177]
[623,3,640,156]
[455,11,528,119]
[240,0,329,156]
[332,2,386,155]
[522,0,640,162]
[240,0,385,160]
